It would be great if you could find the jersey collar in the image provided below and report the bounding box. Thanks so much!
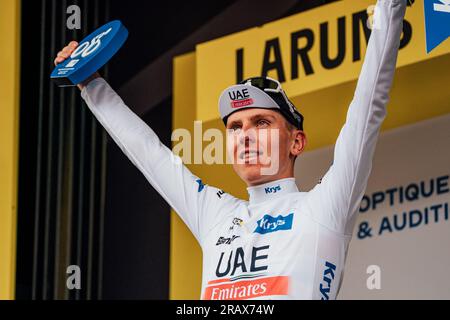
[247,177,299,205]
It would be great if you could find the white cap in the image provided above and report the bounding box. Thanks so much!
[218,84,281,122]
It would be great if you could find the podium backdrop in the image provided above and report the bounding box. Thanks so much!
[172,0,450,299]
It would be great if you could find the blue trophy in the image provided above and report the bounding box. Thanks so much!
[51,20,128,86]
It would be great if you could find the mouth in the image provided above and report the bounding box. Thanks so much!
[239,149,263,160]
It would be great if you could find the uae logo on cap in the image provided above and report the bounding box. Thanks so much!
[228,88,254,109]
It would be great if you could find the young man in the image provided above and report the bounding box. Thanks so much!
[55,0,407,299]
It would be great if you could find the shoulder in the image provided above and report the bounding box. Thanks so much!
[199,180,246,210]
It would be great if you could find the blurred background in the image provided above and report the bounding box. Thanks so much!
[1,0,449,300]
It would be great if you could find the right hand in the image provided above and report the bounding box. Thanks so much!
[54,41,100,90]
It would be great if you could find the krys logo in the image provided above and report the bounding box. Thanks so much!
[254,213,293,235]
[320,261,337,300]
[228,88,254,109]
[265,185,281,194]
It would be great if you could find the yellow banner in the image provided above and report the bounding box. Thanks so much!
[196,0,450,122]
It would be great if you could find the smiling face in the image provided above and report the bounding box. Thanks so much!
[226,108,307,187]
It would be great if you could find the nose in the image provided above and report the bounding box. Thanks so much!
[239,125,257,146]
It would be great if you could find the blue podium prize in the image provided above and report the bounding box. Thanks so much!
[51,20,128,86]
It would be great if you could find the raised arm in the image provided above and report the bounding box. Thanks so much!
[307,0,407,235]
[79,77,228,244]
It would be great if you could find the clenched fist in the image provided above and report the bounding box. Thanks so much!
[54,40,100,90]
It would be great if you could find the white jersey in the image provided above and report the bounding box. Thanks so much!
[81,0,406,300]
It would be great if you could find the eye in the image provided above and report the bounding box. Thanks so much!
[229,124,242,132]
[257,119,270,127]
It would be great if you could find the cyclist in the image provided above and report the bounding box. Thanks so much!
[54,0,407,299]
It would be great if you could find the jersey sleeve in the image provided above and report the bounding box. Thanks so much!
[306,0,407,235]
[80,78,231,244]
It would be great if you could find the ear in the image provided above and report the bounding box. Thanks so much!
[291,130,307,157]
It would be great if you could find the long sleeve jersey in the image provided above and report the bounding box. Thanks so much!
[80,0,407,299]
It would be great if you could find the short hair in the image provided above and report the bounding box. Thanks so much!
[280,117,301,164]
[285,119,297,132]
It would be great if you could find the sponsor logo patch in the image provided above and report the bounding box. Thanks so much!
[264,185,281,194]
[228,88,254,109]
[203,276,289,300]
[196,179,205,192]
[254,213,293,235]
[229,218,243,231]
[320,261,337,300]
[216,235,240,246]
[231,98,254,109]
[216,190,225,199]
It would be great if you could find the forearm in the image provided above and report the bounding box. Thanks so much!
[343,0,406,136]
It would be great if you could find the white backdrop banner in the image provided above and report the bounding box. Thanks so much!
[295,113,450,299]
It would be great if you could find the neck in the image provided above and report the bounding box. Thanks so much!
[247,177,299,205]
